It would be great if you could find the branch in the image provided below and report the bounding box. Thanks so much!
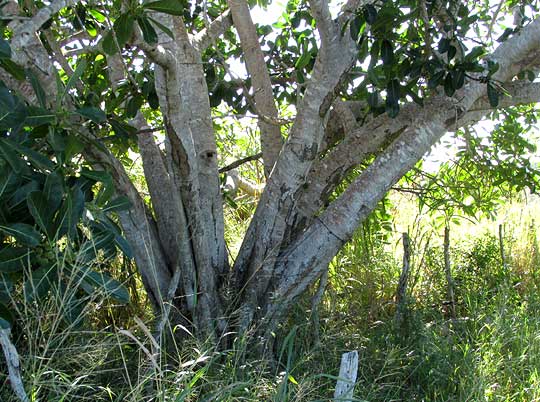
[7,0,82,98]
[11,0,81,44]
[308,0,334,45]
[193,10,233,51]
[295,78,540,224]
[470,80,540,111]
[0,328,29,402]
[226,170,264,196]
[43,30,84,93]
[219,152,262,173]
[227,0,282,176]
[132,30,174,68]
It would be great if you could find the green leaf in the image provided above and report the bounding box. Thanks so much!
[0,223,41,246]
[89,9,106,22]
[137,16,158,45]
[0,276,13,303]
[0,138,25,173]
[79,231,115,262]
[47,129,66,163]
[24,263,56,302]
[367,91,379,108]
[487,82,499,107]
[444,72,455,97]
[64,134,85,160]
[8,180,39,208]
[113,13,135,47]
[452,69,465,90]
[380,39,393,66]
[102,196,131,213]
[74,106,107,123]
[27,191,54,238]
[0,38,11,59]
[294,52,311,70]
[102,30,118,55]
[385,79,400,118]
[386,79,400,104]
[55,187,85,239]
[25,105,57,126]
[464,46,486,62]
[109,118,137,138]
[0,247,31,273]
[58,60,87,103]
[143,0,184,16]
[27,71,47,108]
[147,16,174,39]
[114,234,133,258]
[438,38,450,53]
[363,4,377,24]
[385,100,399,118]
[126,95,143,118]
[447,45,457,61]
[78,268,130,304]
[0,169,18,200]
[7,139,55,171]
[0,59,26,81]
[80,168,112,183]
[487,60,499,77]
[349,15,363,42]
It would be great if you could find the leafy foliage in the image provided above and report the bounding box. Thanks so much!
[0,80,131,329]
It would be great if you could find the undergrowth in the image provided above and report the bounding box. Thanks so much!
[1,196,540,401]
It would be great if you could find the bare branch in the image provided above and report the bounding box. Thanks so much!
[10,0,81,43]
[193,10,233,51]
[0,328,29,402]
[308,0,334,45]
[219,152,263,173]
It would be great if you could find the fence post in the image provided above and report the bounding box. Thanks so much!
[395,232,411,326]
[334,350,359,401]
[444,225,456,318]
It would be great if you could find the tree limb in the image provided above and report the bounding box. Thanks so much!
[228,0,283,177]
[193,10,233,51]
[0,328,29,402]
[219,152,263,173]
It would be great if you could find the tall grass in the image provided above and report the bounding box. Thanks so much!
[2,194,540,401]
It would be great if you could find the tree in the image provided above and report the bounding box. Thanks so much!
[1,0,540,350]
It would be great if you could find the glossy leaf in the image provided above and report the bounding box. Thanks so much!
[113,13,135,47]
[143,0,184,16]
[0,223,41,247]
[137,16,158,45]
[0,247,31,273]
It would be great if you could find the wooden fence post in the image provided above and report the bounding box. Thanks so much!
[395,232,411,326]
[334,351,359,401]
[499,224,507,271]
[444,225,456,318]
